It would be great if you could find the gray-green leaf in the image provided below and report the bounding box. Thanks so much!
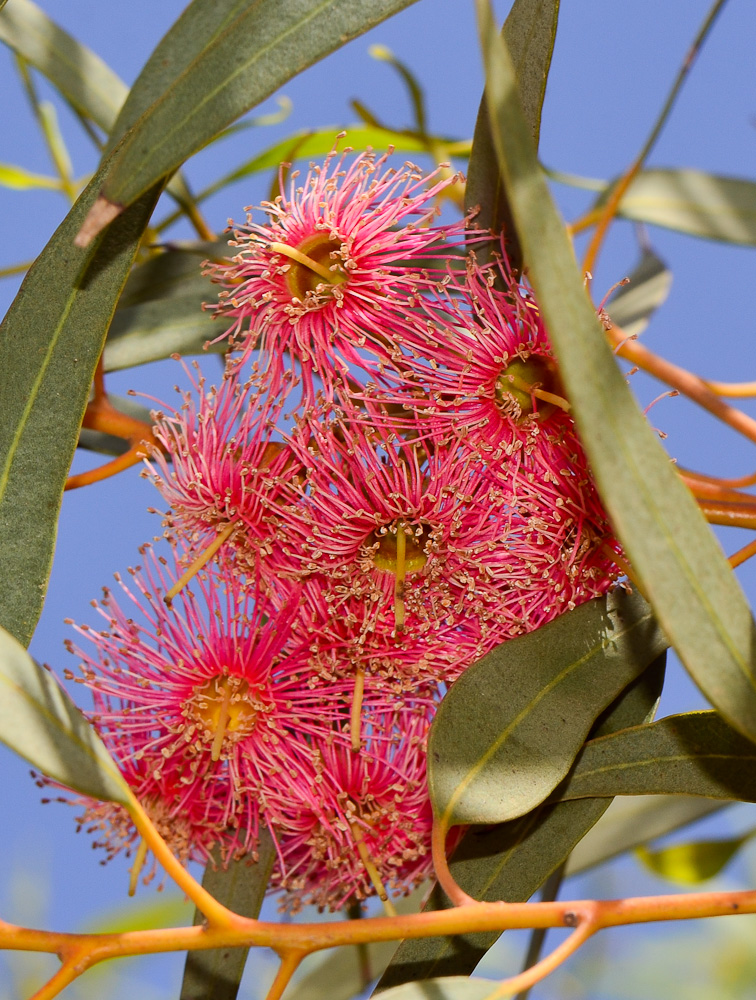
[475,0,756,744]
[428,589,666,827]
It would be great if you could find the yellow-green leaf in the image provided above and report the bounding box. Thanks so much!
[607,247,672,338]
[637,835,750,884]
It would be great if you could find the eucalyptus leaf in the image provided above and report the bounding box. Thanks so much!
[428,588,666,827]
[0,0,127,131]
[636,834,752,885]
[557,711,756,802]
[465,0,560,273]
[609,168,756,246]
[80,0,423,243]
[0,624,129,805]
[476,0,756,743]
[564,795,727,876]
[606,247,672,338]
[0,162,161,645]
[376,648,665,991]
[181,830,277,1000]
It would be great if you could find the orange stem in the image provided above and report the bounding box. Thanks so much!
[729,537,756,570]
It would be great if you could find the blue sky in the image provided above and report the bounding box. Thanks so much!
[2,2,756,997]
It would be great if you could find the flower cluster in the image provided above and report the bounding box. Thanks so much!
[61,141,621,912]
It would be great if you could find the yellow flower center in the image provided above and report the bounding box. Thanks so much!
[278,234,348,301]
[369,522,429,574]
[495,356,567,421]
[188,675,260,761]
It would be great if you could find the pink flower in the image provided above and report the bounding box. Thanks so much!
[274,415,524,634]
[144,364,301,583]
[267,705,436,911]
[203,140,471,402]
[63,544,352,857]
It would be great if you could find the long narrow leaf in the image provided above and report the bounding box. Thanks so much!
[476,0,756,743]
[0,165,161,645]
[465,0,560,273]
[77,0,422,244]
[0,0,126,131]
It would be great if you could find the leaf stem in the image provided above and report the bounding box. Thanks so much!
[582,0,729,277]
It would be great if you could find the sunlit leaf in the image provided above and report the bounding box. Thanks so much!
[610,168,756,246]
[565,795,728,876]
[0,163,60,191]
[190,126,434,209]
[0,0,127,131]
[465,0,560,273]
[0,623,129,804]
[377,651,665,991]
[428,589,665,827]
[180,830,277,1000]
[476,0,756,744]
[607,246,672,338]
[636,833,752,885]
[377,979,500,1000]
[557,711,756,802]
[79,0,423,244]
[0,161,161,645]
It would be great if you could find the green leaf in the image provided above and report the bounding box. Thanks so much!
[557,710,756,802]
[377,650,665,992]
[565,794,728,876]
[376,979,500,1000]
[0,0,127,131]
[103,239,230,370]
[465,0,560,273]
[428,589,666,827]
[476,0,756,744]
[607,247,672,338]
[637,834,751,885]
[0,623,129,804]
[0,164,161,646]
[80,0,422,242]
[0,162,61,191]
[180,830,277,1000]
[607,168,756,246]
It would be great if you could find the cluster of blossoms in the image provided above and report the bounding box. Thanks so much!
[60,141,621,912]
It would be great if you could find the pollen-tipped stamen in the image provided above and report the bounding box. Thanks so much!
[349,820,397,917]
[164,521,237,604]
[128,836,149,897]
[350,665,366,753]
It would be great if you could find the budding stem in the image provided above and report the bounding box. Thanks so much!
[128,837,149,897]
[165,521,237,604]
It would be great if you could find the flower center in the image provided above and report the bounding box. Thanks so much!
[278,234,348,301]
[187,675,260,760]
[369,522,429,574]
[495,356,567,421]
